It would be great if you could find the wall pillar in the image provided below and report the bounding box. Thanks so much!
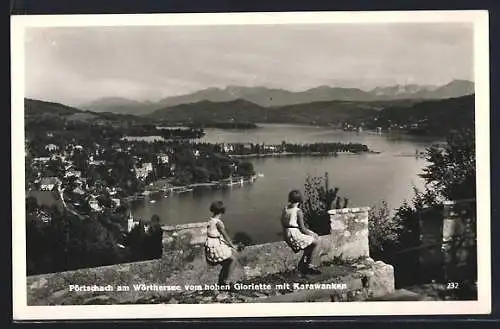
[441,199,477,283]
[321,207,370,262]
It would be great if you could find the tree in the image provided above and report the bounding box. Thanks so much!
[45,158,64,177]
[302,172,348,235]
[144,215,163,260]
[193,166,211,182]
[368,201,403,259]
[420,128,475,201]
[125,221,148,261]
[26,196,39,213]
[220,164,232,179]
[236,161,255,177]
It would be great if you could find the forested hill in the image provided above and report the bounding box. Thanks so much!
[148,99,267,123]
[24,98,149,123]
[367,94,475,135]
[25,98,82,116]
[147,98,416,125]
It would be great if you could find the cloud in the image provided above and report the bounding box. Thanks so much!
[24,23,473,105]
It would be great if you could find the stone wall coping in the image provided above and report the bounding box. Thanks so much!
[28,258,161,280]
[161,208,374,231]
[162,222,206,232]
[328,207,370,215]
[27,244,285,280]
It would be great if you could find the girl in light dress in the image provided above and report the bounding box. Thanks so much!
[281,190,321,275]
[204,201,238,286]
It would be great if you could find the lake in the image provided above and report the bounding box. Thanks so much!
[131,124,442,244]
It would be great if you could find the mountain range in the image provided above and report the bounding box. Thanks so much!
[80,79,474,115]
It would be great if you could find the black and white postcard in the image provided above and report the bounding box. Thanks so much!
[11,10,491,319]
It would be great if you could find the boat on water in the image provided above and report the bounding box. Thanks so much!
[257,173,264,177]
[396,152,426,158]
[149,200,157,204]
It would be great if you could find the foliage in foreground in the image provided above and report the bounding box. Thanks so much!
[367,201,403,259]
[302,172,348,235]
[26,197,163,275]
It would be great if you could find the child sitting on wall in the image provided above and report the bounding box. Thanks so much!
[281,190,321,275]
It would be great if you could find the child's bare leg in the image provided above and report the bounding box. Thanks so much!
[218,256,237,285]
[307,240,320,266]
[226,255,237,283]
[299,240,320,271]
[217,259,229,285]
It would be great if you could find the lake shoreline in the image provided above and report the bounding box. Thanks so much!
[125,175,260,204]
[228,150,379,159]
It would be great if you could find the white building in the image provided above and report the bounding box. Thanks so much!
[158,154,169,164]
[64,170,82,178]
[45,144,59,152]
[135,167,150,180]
[127,211,139,232]
[89,160,106,166]
[88,198,102,212]
[142,162,153,172]
[223,144,234,153]
[39,177,61,191]
[34,157,51,163]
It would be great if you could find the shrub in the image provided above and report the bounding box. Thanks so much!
[233,232,253,247]
[302,172,348,235]
[368,201,402,259]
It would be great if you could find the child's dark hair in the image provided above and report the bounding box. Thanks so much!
[210,200,226,215]
[288,190,303,203]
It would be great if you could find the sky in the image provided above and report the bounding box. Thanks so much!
[24,23,474,106]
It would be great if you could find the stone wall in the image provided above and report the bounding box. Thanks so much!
[161,222,207,257]
[160,207,370,267]
[26,207,393,305]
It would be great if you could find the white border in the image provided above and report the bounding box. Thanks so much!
[11,10,491,320]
